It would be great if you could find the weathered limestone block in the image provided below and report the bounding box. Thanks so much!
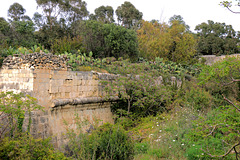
[0,53,119,148]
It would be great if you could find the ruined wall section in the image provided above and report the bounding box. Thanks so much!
[0,53,116,147]
[201,54,240,65]
[0,52,68,94]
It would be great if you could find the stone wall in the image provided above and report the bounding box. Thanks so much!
[0,68,34,94]
[0,53,116,147]
[0,52,182,147]
[201,54,240,65]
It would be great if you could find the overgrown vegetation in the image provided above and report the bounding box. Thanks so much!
[0,0,240,159]
[0,47,239,159]
[64,121,134,160]
[0,92,68,159]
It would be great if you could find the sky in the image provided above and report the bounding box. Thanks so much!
[1,0,240,32]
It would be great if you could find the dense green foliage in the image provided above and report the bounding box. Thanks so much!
[75,20,139,59]
[0,135,68,160]
[186,106,240,159]
[116,1,143,29]
[101,57,202,120]
[195,20,239,55]
[65,123,134,160]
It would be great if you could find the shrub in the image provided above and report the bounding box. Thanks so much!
[0,134,68,160]
[65,123,134,160]
[0,92,68,159]
[0,92,42,138]
[184,84,214,110]
[198,57,240,100]
[92,123,134,159]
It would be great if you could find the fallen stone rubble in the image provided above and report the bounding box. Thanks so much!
[2,52,69,70]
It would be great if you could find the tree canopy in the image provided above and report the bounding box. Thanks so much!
[195,20,239,55]
[90,5,115,24]
[116,1,143,29]
[8,3,26,22]
[169,15,190,31]
[75,20,138,59]
[137,20,196,63]
[0,1,239,62]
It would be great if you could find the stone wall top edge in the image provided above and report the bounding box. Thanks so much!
[201,53,240,58]
[52,96,119,108]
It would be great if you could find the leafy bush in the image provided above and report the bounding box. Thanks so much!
[65,123,134,160]
[0,91,68,159]
[0,134,68,160]
[92,123,134,159]
[0,92,42,138]
[183,82,214,110]
[102,60,175,117]
[198,57,240,100]
[101,58,203,117]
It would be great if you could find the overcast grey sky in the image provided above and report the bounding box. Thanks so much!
[1,0,240,32]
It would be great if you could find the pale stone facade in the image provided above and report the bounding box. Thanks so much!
[0,54,116,147]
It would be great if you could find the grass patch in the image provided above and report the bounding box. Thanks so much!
[131,107,203,159]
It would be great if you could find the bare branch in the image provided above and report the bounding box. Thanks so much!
[222,78,240,86]
[207,124,218,137]
[222,139,231,146]
[223,95,240,112]
[202,141,240,158]
[226,6,240,14]
[233,146,239,160]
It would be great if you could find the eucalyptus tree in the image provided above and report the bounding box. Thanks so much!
[8,2,26,22]
[6,3,36,47]
[35,0,89,49]
[116,1,143,29]
[63,0,89,23]
[35,0,88,27]
[169,15,190,31]
[93,5,115,24]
